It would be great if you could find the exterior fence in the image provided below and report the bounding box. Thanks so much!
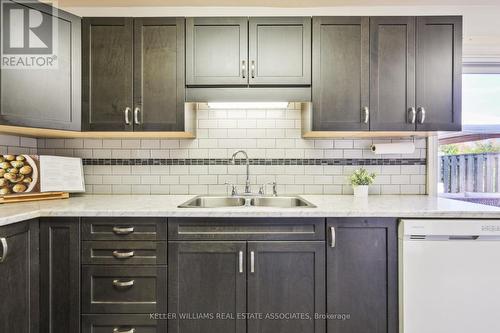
[440,153,500,193]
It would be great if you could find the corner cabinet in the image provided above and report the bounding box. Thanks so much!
[186,17,311,87]
[0,1,81,131]
[0,220,39,333]
[312,16,462,132]
[82,17,185,131]
[326,218,398,333]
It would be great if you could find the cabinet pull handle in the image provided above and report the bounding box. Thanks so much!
[251,60,255,78]
[239,251,243,273]
[124,107,131,125]
[418,107,426,124]
[330,227,336,248]
[112,226,135,235]
[242,60,246,78]
[250,251,255,273]
[113,328,135,333]
[113,279,135,289]
[0,237,7,263]
[112,250,135,259]
[134,107,141,125]
[362,106,369,124]
[408,107,416,124]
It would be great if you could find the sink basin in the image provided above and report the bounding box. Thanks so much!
[178,196,316,208]
[251,196,316,208]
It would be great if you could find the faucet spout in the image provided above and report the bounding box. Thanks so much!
[231,150,251,194]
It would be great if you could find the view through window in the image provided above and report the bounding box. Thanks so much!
[438,73,500,207]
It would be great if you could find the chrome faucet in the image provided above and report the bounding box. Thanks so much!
[231,150,251,195]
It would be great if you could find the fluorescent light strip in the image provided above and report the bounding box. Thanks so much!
[207,102,289,109]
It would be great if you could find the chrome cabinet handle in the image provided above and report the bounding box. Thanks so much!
[408,107,416,124]
[251,60,255,78]
[418,107,426,124]
[124,107,131,125]
[330,227,336,248]
[250,251,255,273]
[0,237,8,263]
[239,251,243,273]
[113,279,135,289]
[134,107,141,125]
[241,60,246,78]
[113,328,135,333]
[362,106,369,124]
[112,250,135,259]
[112,226,135,235]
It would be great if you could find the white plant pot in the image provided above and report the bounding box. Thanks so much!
[353,185,369,197]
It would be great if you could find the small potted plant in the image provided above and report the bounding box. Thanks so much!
[349,168,376,197]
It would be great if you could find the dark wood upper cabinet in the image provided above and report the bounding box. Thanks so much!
[326,218,398,333]
[0,220,39,333]
[370,16,416,131]
[0,1,81,131]
[248,17,311,85]
[416,16,462,131]
[40,218,80,333]
[82,17,185,132]
[247,241,325,333]
[134,17,185,131]
[312,17,370,131]
[82,17,134,131]
[186,17,248,86]
[168,241,247,333]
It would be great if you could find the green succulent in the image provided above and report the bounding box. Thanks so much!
[349,168,376,186]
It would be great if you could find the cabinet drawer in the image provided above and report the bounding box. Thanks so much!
[82,314,166,333]
[168,218,325,240]
[82,266,167,314]
[82,241,167,265]
[82,218,167,241]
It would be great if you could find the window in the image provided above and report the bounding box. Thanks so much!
[438,71,500,207]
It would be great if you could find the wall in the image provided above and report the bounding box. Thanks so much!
[37,104,427,195]
[0,134,38,155]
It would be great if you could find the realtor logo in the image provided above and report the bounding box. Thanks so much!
[1,0,58,68]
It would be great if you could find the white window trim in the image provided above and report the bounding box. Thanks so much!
[427,60,500,196]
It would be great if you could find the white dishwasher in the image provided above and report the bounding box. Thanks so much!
[399,219,500,333]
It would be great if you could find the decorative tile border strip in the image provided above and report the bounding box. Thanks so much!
[82,158,426,166]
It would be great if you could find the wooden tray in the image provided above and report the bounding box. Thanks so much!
[0,192,69,204]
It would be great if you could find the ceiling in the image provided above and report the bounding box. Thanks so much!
[52,0,500,6]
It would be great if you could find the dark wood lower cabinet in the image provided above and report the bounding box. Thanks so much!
[168,241,247,333]
[0,219,39,333]
[82,314,166,333]
[40,217,80,333]
[326,218,398,333]
[247,241,325,333]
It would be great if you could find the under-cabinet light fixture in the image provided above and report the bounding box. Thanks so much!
[207,102,289,109]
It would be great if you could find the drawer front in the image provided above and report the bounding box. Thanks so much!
[82,241,167,265]
[168,218,325,241]
[82,218,167,241]
[82,314,166,333]
[82,266,167,314]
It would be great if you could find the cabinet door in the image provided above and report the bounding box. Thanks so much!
[134,18,185,131]
[416,16,462,131]
[40,218,80,333]
[248,17,311,85]
[326,218,397,333]
[168,241,247,333]
[0,1,81,130]
[82,17,134,131]
[370,17,416,131]
[247,241,325,333]
[186,17,248,86]
[312,17,369,131]
[0,220,39,333]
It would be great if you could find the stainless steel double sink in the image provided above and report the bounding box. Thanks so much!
[178,196,316,208]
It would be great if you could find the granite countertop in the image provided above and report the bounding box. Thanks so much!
[1,194,499,227]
